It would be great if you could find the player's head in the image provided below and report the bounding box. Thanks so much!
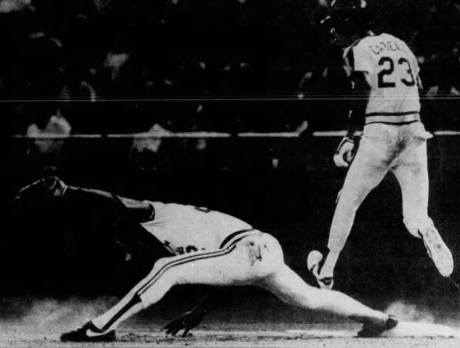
[322,0,373,46]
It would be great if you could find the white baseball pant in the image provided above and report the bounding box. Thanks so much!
[328,121,434,252]
[91,232,388,332]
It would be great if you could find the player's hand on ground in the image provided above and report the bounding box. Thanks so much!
[164,308,207,337]
[333,137,355,168]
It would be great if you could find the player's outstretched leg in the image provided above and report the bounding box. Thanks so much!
[60,232,283,342]
[257,264,398,337]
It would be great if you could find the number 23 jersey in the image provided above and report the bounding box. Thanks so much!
[343,33,421,124]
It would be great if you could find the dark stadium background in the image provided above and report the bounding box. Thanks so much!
[2,0,460,321]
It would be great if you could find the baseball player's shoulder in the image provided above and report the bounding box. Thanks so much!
[343,36,371,75]
[343,34,377,63]
[355,31,382,46]
[144,201,184,220]
[145,200,164,211]
[343,37,365,57]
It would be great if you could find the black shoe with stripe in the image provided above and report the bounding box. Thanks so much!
[60,321,116,342]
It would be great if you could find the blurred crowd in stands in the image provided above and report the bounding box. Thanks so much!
[4,0,460,170]
[4,0,460,299]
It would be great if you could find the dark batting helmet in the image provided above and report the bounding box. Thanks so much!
[322,0,373,43]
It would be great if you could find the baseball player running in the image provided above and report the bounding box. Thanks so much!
[14,176,398,341]
[308,0,454,290]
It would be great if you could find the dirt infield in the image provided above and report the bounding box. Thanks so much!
[1,323,459,348]
[1,295,459,348]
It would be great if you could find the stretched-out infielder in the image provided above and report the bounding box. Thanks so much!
[308,0,454,290]
[14,177,397,342]
[14,176,209,337]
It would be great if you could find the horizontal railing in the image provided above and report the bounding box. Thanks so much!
[11,130,460,140]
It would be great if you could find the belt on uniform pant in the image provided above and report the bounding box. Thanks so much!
[365,112,421,125]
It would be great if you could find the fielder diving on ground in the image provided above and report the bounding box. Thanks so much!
[14,176,398,342]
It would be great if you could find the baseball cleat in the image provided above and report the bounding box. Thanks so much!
[307,250,334,290]
[357,315,398,338]
[419,227,454,277]
[60,321,116,342]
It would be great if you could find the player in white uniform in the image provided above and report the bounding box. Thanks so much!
[14,176,398,341]
[141,202,255,255]
[308,0,454,290]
